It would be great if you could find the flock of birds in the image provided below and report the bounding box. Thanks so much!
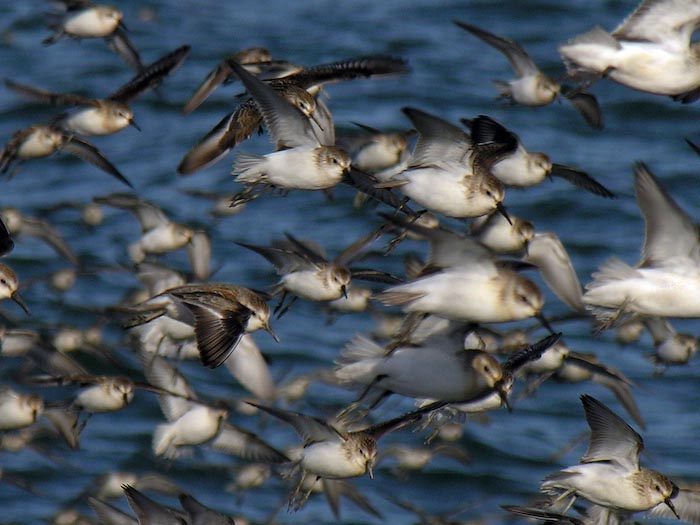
[2,0,700,524]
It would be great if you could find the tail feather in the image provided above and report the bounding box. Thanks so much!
[377,289,424,306]
[586,257,638,291]
[232,152,266,183]
[566,26,619,49]
[334,335,385,385]
[492,79,512,98]
[540,469,576,495]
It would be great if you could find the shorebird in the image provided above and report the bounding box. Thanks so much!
[236,228,397,316]
[466,115,614,197]
[0,263,30,315]
[335,324,505,408]
[377,214,549,327]
[246,401,423,509]
[0,123,131,186]
[1,207,78,266]
[93,193,211,280]
[454,20,602,128]
[43,1,144,72]
[5,45,190,136]
[118,282,276,368]
[183,46,302,114]
[559,0,700,102]
[178,54,409,174]
[583,162,700,326]
[0,388,44,431]
[541,395,679,518]
[382,107,512,220]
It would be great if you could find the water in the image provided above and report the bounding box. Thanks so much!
[1,1,699,523]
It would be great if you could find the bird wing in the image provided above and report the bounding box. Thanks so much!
[229,60,318,149]
[247,402,345,444]
[454,21,540,77]
[635,161,700,268]
[579,394,643,471]
[108,44,190,103]
[613,0,700,51]
[402,106,472,166]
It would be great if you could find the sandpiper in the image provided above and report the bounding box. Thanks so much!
[454,20,602,128]
[541,395,679,518]
[6,45,190,136]
[559,0,700,102]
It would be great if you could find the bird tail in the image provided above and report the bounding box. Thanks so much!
[540,470,575,495]
[334,334,384,386]
[585,257,638,291]
[232,152,266,183]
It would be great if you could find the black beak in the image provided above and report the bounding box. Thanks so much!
[11,291,30,315]
[665,497,680,520]
[496,202,512,225]
[536,312,555,335]
[497,382,512,413]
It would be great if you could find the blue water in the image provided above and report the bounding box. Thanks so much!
[1,1,699,523]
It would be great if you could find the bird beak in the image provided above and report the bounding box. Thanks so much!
[494,372,513,412]
[665,497,680,520]
[129,118,141,131]
[310,112,324,132]
[496,202,512,225]
[265,321,280,343]
[497,382,512,413]
[367,460,374,480]
[522,239,530,257]
[11,291,30,315]
[341,284,348,299]
[536,312,555,335]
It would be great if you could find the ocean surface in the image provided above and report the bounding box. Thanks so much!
[0,1,698,523]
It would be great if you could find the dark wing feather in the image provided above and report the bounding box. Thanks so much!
[561,86,604,129]
[183,60,235,115]
[550,163,615,198]
[5,78,94,106]
[502,332,562,373]
[108,45,190,103]
[342,168,416,214]
[210,422,290,463]
[178,301,251,368]
[177,111,241,174]
[106,24,145,73]
[0,215,14,257]
[62,135,132,187]
[469,115,519,157]
[288,55,409,90]
[246,402,345,444]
